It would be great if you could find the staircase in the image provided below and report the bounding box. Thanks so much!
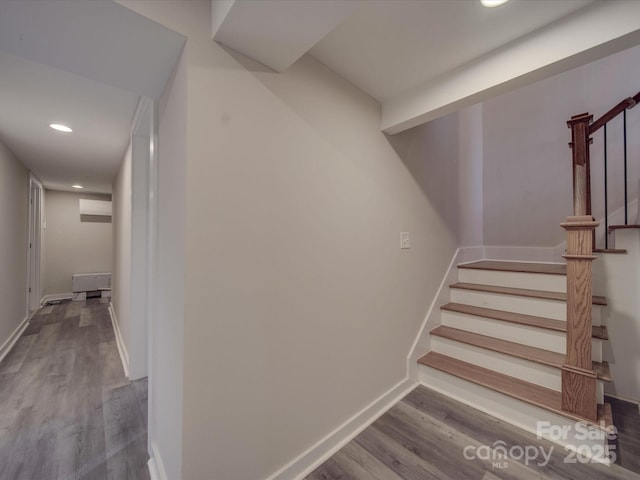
[415,90,640,463]
[417,260,613,457]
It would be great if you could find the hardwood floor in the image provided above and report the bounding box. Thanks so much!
[307,386,640,480]
[0,299,149,480]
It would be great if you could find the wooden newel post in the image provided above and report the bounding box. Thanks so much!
[561,215,599,421]
[567,113,593,217]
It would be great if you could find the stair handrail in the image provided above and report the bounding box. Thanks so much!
[562,89,640,422]
[559,93,631,422]
[589,91,640,134]
[567,90,640,219]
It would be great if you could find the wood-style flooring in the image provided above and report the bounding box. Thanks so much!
[0,299,149,480]
[307,386,640,480]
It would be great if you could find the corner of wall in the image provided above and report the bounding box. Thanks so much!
[266,377,416,480]
[0,313,31,366]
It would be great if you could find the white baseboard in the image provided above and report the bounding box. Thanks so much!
[0,314,31,365]
[40,293,73,305]
[266,377,417,480]
[147,459,160,480]
[108,303,130,379]
[148,442,168,480]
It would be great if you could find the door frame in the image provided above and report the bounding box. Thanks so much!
[26,174,44,313]
[129,97,158,455]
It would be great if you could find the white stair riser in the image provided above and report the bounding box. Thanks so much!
[429,337,605,402]
[459,269,566,293]
[431,336,561,391]
[593,341,602,366]
[613,228,640,252]
[419,365,612,463]
[450,289,602,325]
[441,311,603,361]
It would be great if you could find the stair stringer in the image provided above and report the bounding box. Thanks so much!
[594,228,640,402]
[407,247,482,381]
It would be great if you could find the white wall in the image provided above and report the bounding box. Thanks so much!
[42,190,112,296]
[0,140,29,350]
[593,229,640,402]
[458,104,484,247]
[150,44,187,480]
[119,2,460,479]
[112,143,133,371]
[112,105,154,382]
[483,43,640,247]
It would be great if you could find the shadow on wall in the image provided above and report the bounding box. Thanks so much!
[81,214,112,223]
[385,115,460,237]
[221,45,461,241]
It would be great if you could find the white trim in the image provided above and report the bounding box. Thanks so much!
[41,293,73,305]
[108,302,130,379]
[146,98,159,456]
[266,378,416,480]
[147,459,160,480]
[604,392,640,406]
[0,314,31,365]
[129,97,154,380]
[27,175,44,314]
[407,247,487,380]
[148,442,168,480]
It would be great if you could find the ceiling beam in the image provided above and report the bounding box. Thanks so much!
[382,0,640,134]
[212,0,361,72]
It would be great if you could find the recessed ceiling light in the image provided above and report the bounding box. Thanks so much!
[72,184,84,189]
[481,0,510,7]
[49,123,73,133]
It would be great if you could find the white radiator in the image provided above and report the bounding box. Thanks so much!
[79,199,112,217]
[72,273,111,292]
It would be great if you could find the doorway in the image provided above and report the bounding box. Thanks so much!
[129,97,157,382]
[27,175,43,313]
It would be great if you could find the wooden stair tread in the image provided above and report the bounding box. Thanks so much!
[593,248,627,254]
[459,261,566,275]
[418,351,612,427]
[450,282,607,306]
[441,303,608,339]
[431,325,610,381]
[608,224,640,232]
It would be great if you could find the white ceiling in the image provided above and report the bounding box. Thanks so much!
[309,0,596,102]
[212,0,361,72]
[0,0,629,192]
[212,0,640,132]
[0,52,138,194]
[0,0,185,193]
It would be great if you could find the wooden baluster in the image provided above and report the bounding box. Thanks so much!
[561,216,598,421]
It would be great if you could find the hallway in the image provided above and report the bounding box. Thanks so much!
[0,299,149,479]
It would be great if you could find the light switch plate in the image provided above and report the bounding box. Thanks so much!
[400,232,410,249]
